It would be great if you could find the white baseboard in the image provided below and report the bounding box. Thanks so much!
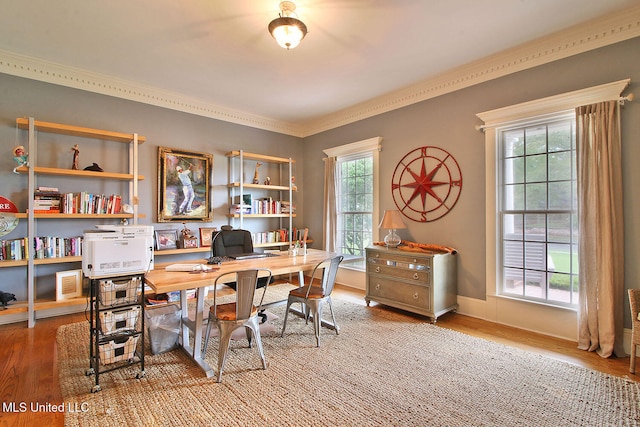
[456,294,633,356]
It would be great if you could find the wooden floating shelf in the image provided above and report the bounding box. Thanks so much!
[0,296,88,316]
[27,213,146,219]
[226,151,294,164]
[154,247,211,256]
[16,166,144,181]
[16,117,146,144]
[0,256,83,268]
[227,213,296,218]
[227,182,291,191]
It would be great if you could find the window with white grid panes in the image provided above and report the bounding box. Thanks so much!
[337,153,373,267]
[500,118,579,307]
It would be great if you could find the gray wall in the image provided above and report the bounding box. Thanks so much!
[0,75,303,300]
[302,37,640,325]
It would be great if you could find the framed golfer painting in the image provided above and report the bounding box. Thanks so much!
[157,147,213,222]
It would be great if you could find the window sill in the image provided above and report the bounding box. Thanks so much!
[491,293,578,312]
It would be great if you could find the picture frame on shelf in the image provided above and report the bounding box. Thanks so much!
[155,229,178,250]
[183,236,199,249]
[157,146,213,222]
[56,269,83,301]
[199,227,218,247]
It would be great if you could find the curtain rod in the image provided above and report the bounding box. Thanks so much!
[475,93,634,132]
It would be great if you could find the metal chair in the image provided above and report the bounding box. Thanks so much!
[281,255,344,347]
[202,268,272,382]
[629,289,640,374]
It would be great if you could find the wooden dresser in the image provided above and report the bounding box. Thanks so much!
[365,246,458,322]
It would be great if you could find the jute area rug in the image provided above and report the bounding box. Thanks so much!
[58,284,640,426]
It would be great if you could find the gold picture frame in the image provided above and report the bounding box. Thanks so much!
[158,146,213,222]
[56,269,83,301]
[199,227,218,247]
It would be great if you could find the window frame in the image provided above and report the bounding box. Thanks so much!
[324,137,381,271]
[475,80,628,339]
[497,114,578,307]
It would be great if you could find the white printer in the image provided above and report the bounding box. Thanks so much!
[82,225,154,278]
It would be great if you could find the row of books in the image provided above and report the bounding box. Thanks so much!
[34,236,83,259]
[0,238,28,261]
[251,227,308,246]
[0,236,83,261]
[64,192,123,214]
[230,199,296,215]
[33,186,124,215]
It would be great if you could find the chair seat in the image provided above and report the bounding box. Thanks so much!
[289,285,326,299]
[212,302,258,321]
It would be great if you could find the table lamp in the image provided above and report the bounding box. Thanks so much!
[379,210,407,248]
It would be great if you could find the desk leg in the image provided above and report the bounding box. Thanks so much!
[179,290,189,347]
[179,288,215,378]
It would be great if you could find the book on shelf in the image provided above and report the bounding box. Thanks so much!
[250,227,309,246]
[229,204,252,215]
[60,192,122,214]
[0,237,28,261]
[251,198,294,215]
[281,201,296,213]
[33,236,83,259]
[36,186,59,192]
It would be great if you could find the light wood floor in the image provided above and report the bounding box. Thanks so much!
[0,284,636,426]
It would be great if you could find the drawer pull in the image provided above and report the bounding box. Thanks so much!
[413,273,419,280]
[375,267,381,273]
[413,292,419,300]
[375,283,381,291]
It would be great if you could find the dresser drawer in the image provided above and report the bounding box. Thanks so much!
[367,251,431,282]
[367,275,431,311]
[368,251,432,268]
[368,263,430,282]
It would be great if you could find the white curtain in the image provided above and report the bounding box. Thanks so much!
[576,100,625,358]
[323,156,337,252]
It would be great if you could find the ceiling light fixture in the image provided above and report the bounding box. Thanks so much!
[268,1,308,50]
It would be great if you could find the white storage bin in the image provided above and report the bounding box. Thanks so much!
[99,306,141,336]
[99,276,141,306]
[99,335,139,365]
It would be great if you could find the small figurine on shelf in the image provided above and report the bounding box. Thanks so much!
[264,176,271,185]
[253,162,262,184]
[84,162,103,172]
[0,291,17,309]
[291,175,297,191]
[180,222,198,248]
[181,222,193,240]
[12,145,28,173]
[71,144,80,170]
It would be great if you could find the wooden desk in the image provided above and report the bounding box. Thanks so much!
[144,249,336,378]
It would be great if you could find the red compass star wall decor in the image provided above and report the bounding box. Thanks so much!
[391,146,462,222]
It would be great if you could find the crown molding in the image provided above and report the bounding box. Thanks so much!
[300,5,640,136]
[0,50,306,137]
[0,5,638,138]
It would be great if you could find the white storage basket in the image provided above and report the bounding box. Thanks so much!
[99,276,141,306]
[99,306,141,336]
[99,335,139,365]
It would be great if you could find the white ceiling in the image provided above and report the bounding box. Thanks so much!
[0,1,639,136]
